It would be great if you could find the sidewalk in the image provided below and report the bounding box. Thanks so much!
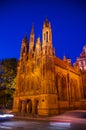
[13,113,51,121]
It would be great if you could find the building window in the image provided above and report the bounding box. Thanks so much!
[81,61,83,65]
[80,67,82,70]
[46,31,48,42]
[84,66,86,70]
[44,33,45,40]
[37,59,40,66]
[60,77,67,101]
[79,61,81,65]
[23,46,25,53]
[49,33,51,41]
[83,61,85,65]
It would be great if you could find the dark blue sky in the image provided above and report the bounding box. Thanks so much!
[0,0,86,64]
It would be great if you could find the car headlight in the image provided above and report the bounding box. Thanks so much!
[0,114,14,118]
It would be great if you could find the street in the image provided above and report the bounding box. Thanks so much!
[0,119,86,130]
[0,120,52,130]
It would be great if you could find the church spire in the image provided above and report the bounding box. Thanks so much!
[23,33,28,43]
[29,24,35,53]
[20,34,28,61]
[43,18,50,28]
[31,24,34,35]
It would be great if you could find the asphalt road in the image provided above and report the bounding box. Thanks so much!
[0,119,86,130]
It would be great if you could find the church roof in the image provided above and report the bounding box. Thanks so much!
[54,57,80,74]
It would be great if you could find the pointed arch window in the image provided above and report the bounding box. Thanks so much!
[22,46,25,53]
[44,33,45,40]
[60,76,67,101]
[46,31,48,42]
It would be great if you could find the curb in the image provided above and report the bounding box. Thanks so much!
[14,116,50,121]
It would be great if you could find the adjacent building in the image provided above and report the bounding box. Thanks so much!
[13,19,84,115]
[74,46,86,102]
[74,45,86,70]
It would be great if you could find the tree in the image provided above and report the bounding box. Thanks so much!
[0,58,18,109]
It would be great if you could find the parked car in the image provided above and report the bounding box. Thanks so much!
[0,109,14,121]
[49,110,86,127]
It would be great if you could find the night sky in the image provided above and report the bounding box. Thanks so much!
[0,0,86,64]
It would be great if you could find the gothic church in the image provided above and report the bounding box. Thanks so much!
[13,19,83,115]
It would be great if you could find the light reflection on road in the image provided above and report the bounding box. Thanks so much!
[0,120,86,130]
[0,120,69,130]
[50,122,71,128]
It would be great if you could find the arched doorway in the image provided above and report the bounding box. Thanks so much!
[18,100,26,113]
[26,99,32,113]
[34,99,39,114]
[18,100,22,112]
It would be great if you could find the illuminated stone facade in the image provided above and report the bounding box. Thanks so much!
[13,19,83,115]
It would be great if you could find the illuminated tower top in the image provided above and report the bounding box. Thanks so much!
[42,18,52,47]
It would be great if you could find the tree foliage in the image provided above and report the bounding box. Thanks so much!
[0,58,18,108]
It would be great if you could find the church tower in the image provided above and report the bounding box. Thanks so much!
[40,19,58,115]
